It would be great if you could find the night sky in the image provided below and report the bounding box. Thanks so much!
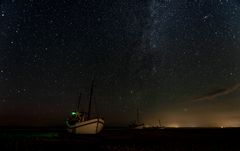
[0,0,240,127]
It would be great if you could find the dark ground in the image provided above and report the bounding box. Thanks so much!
[1,127,240,151]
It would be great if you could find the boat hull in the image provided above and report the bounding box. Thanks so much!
[67,118,104,134]
[129,122,144,129]
[134,125,144,129]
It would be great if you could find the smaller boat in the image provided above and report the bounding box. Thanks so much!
[129,107,144,129]
[149,119,165,129]
[66,80,104,134]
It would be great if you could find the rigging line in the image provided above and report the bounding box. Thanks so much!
[77,92,82,112]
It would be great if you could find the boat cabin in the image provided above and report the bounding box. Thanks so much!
[67,111,87,125]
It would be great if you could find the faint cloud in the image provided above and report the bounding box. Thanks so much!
[192,83,240,102]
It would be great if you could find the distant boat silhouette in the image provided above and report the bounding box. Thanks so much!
[151,119,165,129]
[129,106,144,129]
[66,79,104,134]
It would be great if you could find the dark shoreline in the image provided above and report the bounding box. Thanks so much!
[1,127,240,151]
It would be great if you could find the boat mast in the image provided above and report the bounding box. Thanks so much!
[137,107,139,123]
[87,79,94,120]
[159,119,161,127]
[77,92,82,112]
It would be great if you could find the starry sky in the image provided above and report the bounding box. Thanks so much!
[0,0,240,127]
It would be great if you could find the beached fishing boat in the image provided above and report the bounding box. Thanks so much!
[66,80,104,134]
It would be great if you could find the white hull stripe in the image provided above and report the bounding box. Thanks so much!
[68,120,104,129]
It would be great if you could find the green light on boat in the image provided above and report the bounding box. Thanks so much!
[71,112,77,117]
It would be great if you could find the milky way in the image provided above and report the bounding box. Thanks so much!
[0,0,240,127]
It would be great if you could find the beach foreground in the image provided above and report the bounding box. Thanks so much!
[1,127,240,151]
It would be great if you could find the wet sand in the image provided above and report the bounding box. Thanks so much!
[0,127,240,151]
